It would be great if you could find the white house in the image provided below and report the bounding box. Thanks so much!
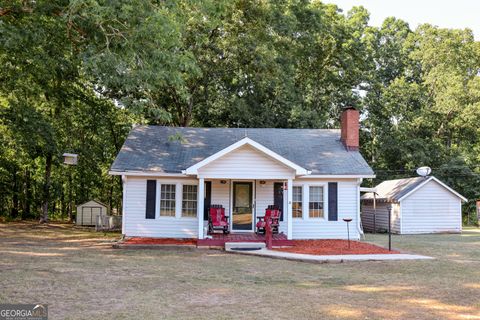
[361,176,467,234]
[109,108,375,241]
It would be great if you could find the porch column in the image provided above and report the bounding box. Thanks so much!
[197,177,205,239]
[287,178,293,240]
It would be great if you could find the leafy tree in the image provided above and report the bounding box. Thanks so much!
[0,0,479,223]
[0,0,133,221]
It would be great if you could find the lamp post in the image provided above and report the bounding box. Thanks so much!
[387,204,392,251]
[63,153,78,223]
[343,218,353,249]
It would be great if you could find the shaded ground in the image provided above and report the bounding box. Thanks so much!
[1,222,480,319]
[274,239,399,255]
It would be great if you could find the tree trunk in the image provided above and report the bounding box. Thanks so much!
[11,170,19,218]
[22,167,31,219]
[118,175,123,215]
[40,154,53,223]
[68,169,73,222]
[109,175,114,214]
[60,187,65,221]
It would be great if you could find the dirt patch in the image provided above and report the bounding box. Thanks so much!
[274,239,399,255]
[124,237,197,246]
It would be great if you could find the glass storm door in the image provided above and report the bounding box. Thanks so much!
[232,182,253,231]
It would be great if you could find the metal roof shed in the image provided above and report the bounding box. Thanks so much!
[361,176,467,234]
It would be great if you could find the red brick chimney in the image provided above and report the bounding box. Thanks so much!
[340,107,359,151]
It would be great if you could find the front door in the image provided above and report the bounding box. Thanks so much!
[232,182,253,231]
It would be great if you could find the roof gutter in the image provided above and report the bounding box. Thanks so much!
[298,174,376,179]
[108,170,187,177]
[109,171,375,179]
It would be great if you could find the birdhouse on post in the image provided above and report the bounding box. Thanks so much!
[63,153,78,165]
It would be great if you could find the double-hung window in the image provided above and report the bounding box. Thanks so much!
[160,184,176,217]
[182,185,198,218]
[309,186,324,218]
[292,186,303,218]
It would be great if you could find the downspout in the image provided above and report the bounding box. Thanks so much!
[399,201,403,234]
[356,178,363,238]
[121,175,127,238]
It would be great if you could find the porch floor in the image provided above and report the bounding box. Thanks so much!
[197,232,293,247]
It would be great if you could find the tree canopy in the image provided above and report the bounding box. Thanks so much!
[0,0,479,222]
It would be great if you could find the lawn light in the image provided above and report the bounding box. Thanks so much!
[63,153,78,223]
[343,218,353,249]
[387,205,392,251]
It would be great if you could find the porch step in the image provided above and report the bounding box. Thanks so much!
[225,242,266,251]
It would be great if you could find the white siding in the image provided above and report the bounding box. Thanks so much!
[290,179,361,240]
[361,202,401,233]
[211,179,231,217]
[208,178,360,239]
[124,177,198,238]
[123,176,362,239]
[255,180,274,219]
[198,145,295,179]
[401,180,462,234]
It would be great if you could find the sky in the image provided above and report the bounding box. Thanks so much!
[324,0,480,39]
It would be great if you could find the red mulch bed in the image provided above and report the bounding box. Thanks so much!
[274,240,399,255]
[124,237,197,246]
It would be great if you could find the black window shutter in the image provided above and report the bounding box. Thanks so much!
[328,182,338,221]
[204,181,212,221]
[273,183,284,221]
[145,180,156,219]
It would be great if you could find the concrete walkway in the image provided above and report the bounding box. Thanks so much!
[225,247,433,263]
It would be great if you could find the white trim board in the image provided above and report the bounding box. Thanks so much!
[184,137,309,176]
[109,171,186,177]
[298,174,376,179]
[110,172,375,179]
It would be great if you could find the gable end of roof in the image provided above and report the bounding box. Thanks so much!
[184,137,309,175]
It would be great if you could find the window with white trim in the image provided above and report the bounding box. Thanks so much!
[160,184,176,216]
[182,185,198,217]
[292,186,302,218]
[309,186,324,218]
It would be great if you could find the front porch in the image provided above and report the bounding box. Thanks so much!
[198,178,293,240]
[187,138,303,240]
[197,232,292,247]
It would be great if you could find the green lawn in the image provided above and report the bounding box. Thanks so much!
[1,222,480,319]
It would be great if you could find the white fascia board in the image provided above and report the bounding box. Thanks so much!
[398,176,468,203]
[197,173,295,180]
[184,137,308,175]
[109,170,186,177]
[360,187,377,193]
[298,174,376,179]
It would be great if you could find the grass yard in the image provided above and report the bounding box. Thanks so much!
[1,222,480,319]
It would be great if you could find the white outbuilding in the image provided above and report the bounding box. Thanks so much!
[76,200,108,226]
[361,176,467,234]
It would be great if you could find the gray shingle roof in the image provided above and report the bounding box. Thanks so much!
[110,126,374,176]
[361,177,429,202]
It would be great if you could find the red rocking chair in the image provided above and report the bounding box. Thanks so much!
[208,205,230,234]
[256,205,281,234]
